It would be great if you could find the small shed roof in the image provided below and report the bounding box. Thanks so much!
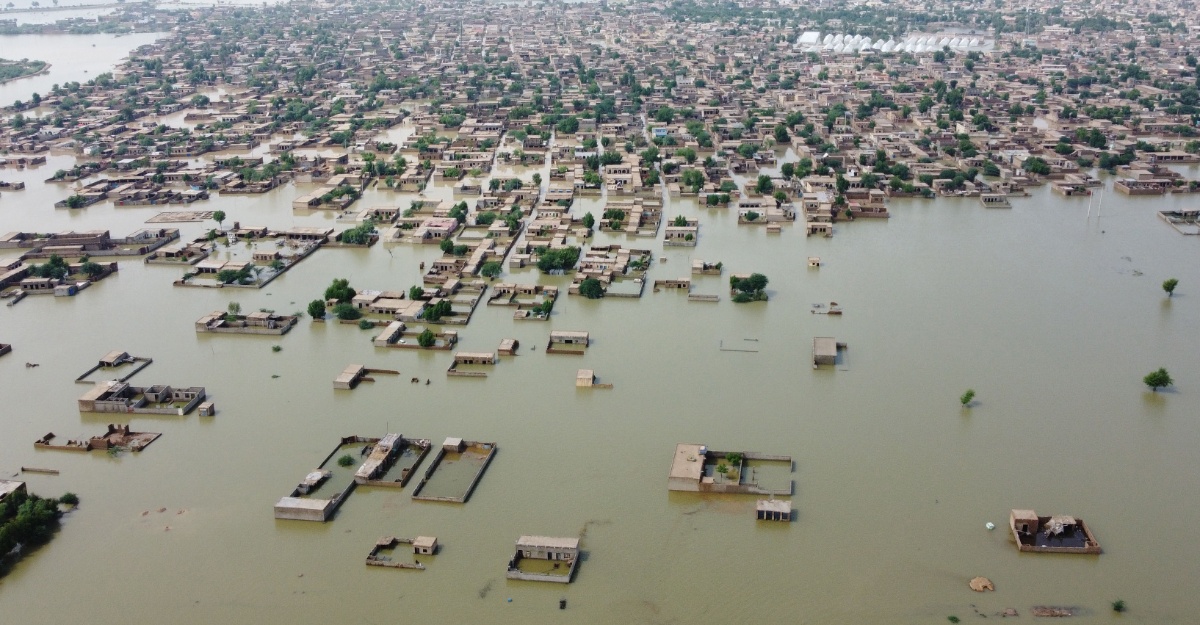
[412,536,438,549]
[100,350,129,365]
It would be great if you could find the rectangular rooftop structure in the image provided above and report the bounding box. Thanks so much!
[516,535,580,555]
[354,433,402,484]
[412,536,438,555]
[1010,509,1101,554]
[0,480,26,503]
[506,535,581,584]
[813,337,839,367]
[273,497,336,522]
[668,443,707,488]
[333,364,366,390]
[549,331,589,344]
[756,499,792,522]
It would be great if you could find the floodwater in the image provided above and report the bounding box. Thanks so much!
[2,39,1200,625]
[0,33,165,106]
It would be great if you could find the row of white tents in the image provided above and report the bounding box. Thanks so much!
[797,32,986,55]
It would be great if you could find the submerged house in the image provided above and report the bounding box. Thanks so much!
[1009,509,1101,554]
[505,535,581,583]
[77,381,206,415]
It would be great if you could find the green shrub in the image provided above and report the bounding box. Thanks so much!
[333,302,362,320]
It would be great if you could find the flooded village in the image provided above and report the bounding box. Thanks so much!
[2,0,1200,622]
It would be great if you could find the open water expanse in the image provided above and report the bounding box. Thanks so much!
[2,34,1200,625]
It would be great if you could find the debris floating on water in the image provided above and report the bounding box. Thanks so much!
[969,576,994,592]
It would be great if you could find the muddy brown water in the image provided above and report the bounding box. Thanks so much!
[2,36,1200,625]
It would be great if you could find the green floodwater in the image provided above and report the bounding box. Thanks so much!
[2,35,1200,625]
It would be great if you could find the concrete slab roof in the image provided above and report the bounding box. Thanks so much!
[0,480,25,501]
[516,536,579,550]
[669,443,706,481]
[757,499,791,513]
[813,337,838,358]
[275,497,330,510]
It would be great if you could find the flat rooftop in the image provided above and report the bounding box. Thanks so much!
[0,480,25,500]
[274,496,331,510]
[669,443,706,481]
[813,337,838,358]
[516,535,580,550]
[757,499,791,514]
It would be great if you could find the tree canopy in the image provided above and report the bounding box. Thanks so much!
[1144,368,1173,391]
[324,278,356,302]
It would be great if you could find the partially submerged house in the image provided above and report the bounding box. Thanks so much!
[366,535,438,570]
[0,480,27,503]
[547,330,589,354]
[74,350,153,383]
[813,337,846,368]
[410,438,497,503]
[1009,509,1101,554]
[77,381,206,415]
[333,364,368,390]
[35,424,161,452]
[195,310,299,335]
[505,535,580,583]
[352,433,431,488]
[667,443,791,496]
[756,499,792,522]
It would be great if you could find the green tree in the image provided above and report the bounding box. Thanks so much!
[337,454,355,467]
[338,221,376,245]
[80,261,104,279]
[324,278,355,302]
[773,124,790,143]
[582,212,595,229]
[1143,368,1173,391]
[681,169,705,192]
[332,302,362,320]
[409,285,424,300]
[307,299,326,319]
[731,273,769,302]
[480,261,502,279]
[578,277,604,299]
[1023,157,1051,175]
[960,389,976,407]
[754,175,773,194]
[421,299,452,322]
[535,246,581,272]
[213,210,226,230]
[1163,278,1178,297]
[417,328,436,348]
